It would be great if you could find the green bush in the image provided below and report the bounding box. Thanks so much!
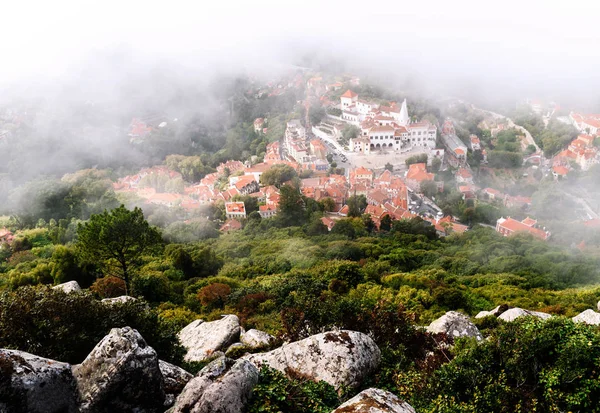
[0,286,184,364]
[246,367,340,413]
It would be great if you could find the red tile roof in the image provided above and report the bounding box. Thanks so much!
[341,89,358,98]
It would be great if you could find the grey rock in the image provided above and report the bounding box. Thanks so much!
[171,356,259,413]
[573,309,600,325]
[332,388,416,413]
[178,315,241,362]
[244,330,380,390]
[159,360,193,407]
[100,295,137,305]
[52,280,81,293]
[475,304,510,319]
[597,301,600,312]
[427,311,482,340]
[0,349,79,413]
[498,307,552,322]
[73,326,165,412]
[240,329,275,349]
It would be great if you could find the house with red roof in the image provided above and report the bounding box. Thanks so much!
[254,118,265,133]
[0,228,14,245]
[340,89,358,108]
[366,189,390,206]
[496,217,549,240]
[225,202,246,219]
[218,160,245,175]
[552,165,569,180]
[321,217,336,231]
[504,195,532,210]
[456,167,474,184]
[405,163,434,192]
[259,205,277,219]
[483,187,503,201]
[220,219,242,232]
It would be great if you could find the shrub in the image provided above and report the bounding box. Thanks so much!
[246,367,340,413]
[90,276,127,298]
[0,286,184,364]
[197,283,231,309]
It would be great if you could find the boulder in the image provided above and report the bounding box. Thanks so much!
[573,309,600,325]
[240,328,275,349]
[332,388,416,413]
[159,360,193,408]
[73,326,165,412]
[225,342,247,357]
[0,349,79,413]
[244,330,380,390]
[475,304,510,319]
[597,301,600,312]
[171,356,259,413]
[100,295,137,305]
[426,311,482,340]
[178,315,241,362]
[498,307,551,322]
[52,280,81,293]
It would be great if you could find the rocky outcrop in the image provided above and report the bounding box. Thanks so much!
[244,330,380,390]
[52,280,81,293]
[0,349,79,413]
[225,343,248,357]
[475,304,510,319]
[332,388,416,413]
[100,295,137,305]
[73,326,165,412]
[159,360,193,407]
[498,307,551,322]
[178,315,241,362]
[573,309,600,325]
[171,356,259,413]
[240,328,275,349]
[426,311,482,340]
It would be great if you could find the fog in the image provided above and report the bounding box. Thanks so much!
[3,0,600,104]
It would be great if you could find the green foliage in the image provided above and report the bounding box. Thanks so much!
[76,205,163,292]
[246,367,340,413]
[309,106,326,125]
[415,318,600,412]
[276,185,305,227]
[0,286,184,364]
[405,154,428,167]
[487,150,523,168]
[346,195,367,217]
[260,164,298,187]
[327,107,342,117]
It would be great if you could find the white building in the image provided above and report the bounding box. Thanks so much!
[340,91,437,153]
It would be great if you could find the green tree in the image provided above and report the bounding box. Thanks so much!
[380,214,393,231]
[277,185,305,227]
[431,157,442,173]
[260,164,298,187]
[340,125,360,144]
[420,180,437,198]
[346,195,367,217]
[405,154,428,167]
[320,197,336,212]
[384,162,394,172]
[309,106,326,125]
[76,206,163,294]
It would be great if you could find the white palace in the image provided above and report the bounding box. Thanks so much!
[339,90,437,154]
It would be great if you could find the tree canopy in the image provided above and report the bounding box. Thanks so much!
[76,206,163,293]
